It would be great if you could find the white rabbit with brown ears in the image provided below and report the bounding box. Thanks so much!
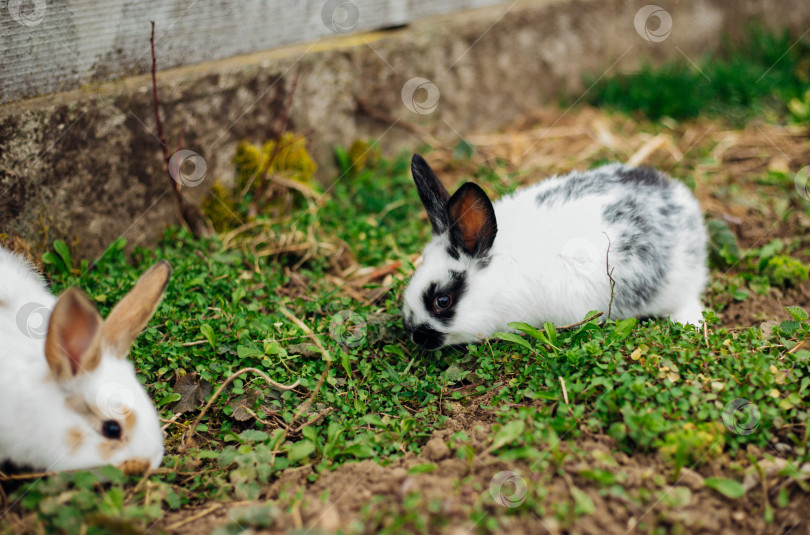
[0,247,171,474]
[402,154,707,350]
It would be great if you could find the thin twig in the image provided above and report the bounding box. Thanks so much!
[150,21,195,232]
[0,470,58,481]
[278,307,333,425]
[349,260,403,284]
[184,367,300,446]
[253,308,335,469]
[160,412,187,431]
[125,469,154,505]
[163,503,221,532]
[293,407,336,433]
[245,407,283,427]
[559,376,569,404]
[177,122,186,153]
[273,70,300,141]
[759,463,771,522]
[703,320,710,348]
[781,339,807,361]
[278,308,332,362]
[150,22,168,163]
[556,311,604,330]
[291,499,304,529]
[603,232,617,320]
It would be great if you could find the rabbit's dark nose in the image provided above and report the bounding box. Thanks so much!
[410,324,444,350]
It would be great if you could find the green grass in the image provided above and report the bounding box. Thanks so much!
[584,27,810,122]
[2,150,810,533]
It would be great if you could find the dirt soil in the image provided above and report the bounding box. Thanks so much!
[157,410,810,535]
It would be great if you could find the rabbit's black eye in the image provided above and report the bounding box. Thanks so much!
[434,295,452,311]
[101,420,122,440]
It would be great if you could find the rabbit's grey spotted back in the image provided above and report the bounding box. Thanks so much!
[533,163,706,319]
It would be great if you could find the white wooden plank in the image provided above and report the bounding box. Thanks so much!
[0,0,511,104]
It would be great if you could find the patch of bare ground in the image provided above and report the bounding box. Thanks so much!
[157,424,810,534]
[720,280,810,329]
[156,373,809,534]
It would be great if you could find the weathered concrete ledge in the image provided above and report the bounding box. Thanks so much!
[2,0,809,257]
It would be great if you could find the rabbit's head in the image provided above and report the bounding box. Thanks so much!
[402,155,498,349]
[41,262,171,473]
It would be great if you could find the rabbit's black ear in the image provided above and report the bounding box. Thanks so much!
[447,183,497,258]
[411,154,451,234]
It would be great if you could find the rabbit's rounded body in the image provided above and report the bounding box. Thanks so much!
[0,248,169,473]
[403,157,707,349]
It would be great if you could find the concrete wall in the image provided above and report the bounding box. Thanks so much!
[1,0,809,256]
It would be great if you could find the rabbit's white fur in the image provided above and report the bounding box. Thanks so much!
[0,248,167,472]
[403,157,707,349]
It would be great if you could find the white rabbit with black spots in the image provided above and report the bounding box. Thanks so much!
[0,247,170,473]
[402,154,707,349]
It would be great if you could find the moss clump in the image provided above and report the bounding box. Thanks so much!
[762,255,810,288]
[233,133,317,191]
[203,133,319,231]
[202,181,242,231]
[347,139,381,174]
[658,421,726,469]
[788,88,810,128]
[334,139,382,177]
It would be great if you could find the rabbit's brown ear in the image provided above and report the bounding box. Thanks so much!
[102,261,171,357]
[45,288,103,380]
[447,182,497,258]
